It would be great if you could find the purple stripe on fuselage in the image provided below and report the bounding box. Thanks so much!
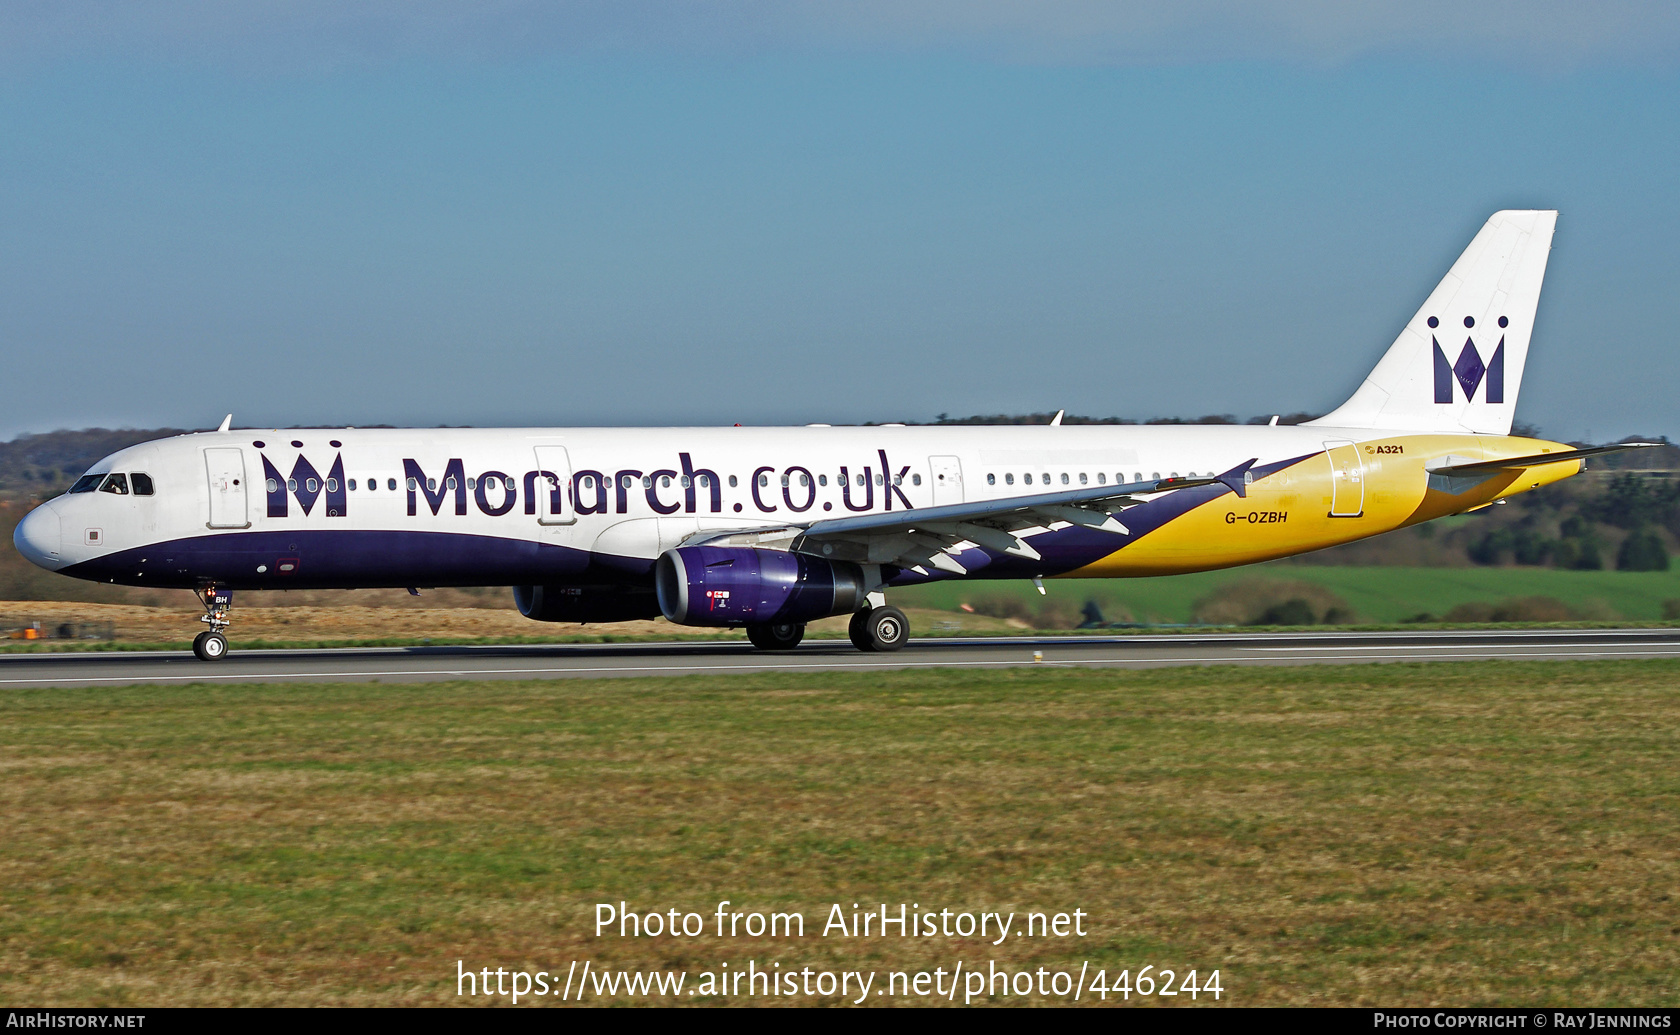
[60,529,596,590]
[885,451,1319,586]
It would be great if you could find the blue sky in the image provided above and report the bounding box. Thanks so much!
[2,3,1677,442]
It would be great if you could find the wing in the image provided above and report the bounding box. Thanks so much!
[682,459,1258,575]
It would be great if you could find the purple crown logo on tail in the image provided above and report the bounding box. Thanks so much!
[1430,314,1507,404]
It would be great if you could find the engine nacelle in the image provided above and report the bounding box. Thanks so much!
[513,584,662,624]
[655,546,867,627]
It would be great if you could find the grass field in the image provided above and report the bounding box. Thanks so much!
[2,661,1677,1006]
[894,564,1680,624]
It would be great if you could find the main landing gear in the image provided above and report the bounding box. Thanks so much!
[746,621,805,651]
[742,605,909,653]
[192,585,232,661]
[849,605,908,653]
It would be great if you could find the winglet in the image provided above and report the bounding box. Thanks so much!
[1050,410,1064,426]
[217,414,232,433]
[1217,458,1259,499]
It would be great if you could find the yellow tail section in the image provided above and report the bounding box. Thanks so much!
[1065,435,1580,578]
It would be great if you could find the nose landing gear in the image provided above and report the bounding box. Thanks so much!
[192,586,232,661]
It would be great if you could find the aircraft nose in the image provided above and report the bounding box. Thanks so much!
[13,504,64,571]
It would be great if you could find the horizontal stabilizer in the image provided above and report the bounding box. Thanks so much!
[1428,442,1661,477]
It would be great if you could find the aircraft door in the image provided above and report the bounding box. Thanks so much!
[929,455,964,506]
[532,445,575,525]
[1324,440,1365,517]
[204,448,251,529]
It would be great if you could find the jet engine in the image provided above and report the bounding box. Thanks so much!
[655,546,868,627]
[513,584,661,623]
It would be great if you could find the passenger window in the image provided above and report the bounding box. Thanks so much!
[131,473,155,495]
[445,477,456,491]
[466,478,475,491]
[800,474,810,487]
[1024,474,1032,485]
[1041,472,1050,484]
[818,474,827,486]
[267,478,279,493]
[681,476,691,488]
[1079,473,1088,485]
[70,474,102,493]
[389,479,398,491]
[1005,473,1015,485]
[407,478,417,491]
[987,473,996,485]
[1097,473,1106,485]
[307,478,320,493]
[99,474,129,494]
[912,474,921,486]
[327,478,339,492]
[729,475,739,488]
[1061,473,1070,485]
[348,479,357,491]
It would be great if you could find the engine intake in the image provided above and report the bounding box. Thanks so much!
[655,546,867,627]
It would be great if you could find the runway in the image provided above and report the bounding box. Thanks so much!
[2,628,1679,687]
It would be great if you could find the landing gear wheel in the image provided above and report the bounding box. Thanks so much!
[848,610,873,651]
[851,606,908,653]
[746,622,805,651]
[192,585,233,662]
[193,631,228,661]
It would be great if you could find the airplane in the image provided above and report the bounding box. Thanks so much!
[12,210,1652,660]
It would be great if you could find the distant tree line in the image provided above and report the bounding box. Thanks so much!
[1465,474,1676,572]
[903,412,1323,427]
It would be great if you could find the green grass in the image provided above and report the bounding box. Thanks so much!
[894,563,1680,623]
[2,661,1677,1006]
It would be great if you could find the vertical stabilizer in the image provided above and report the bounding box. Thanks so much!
[1307,210,1556,435]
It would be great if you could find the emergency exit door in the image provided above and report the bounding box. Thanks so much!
[929,455,964,506]
[532,444,575,525]
[204,448,250,529]
[1324,440,1365,518]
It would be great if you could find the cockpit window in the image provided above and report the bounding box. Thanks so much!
[69,474,103,493]
[99,473,130,495]
[131,473,155,496]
